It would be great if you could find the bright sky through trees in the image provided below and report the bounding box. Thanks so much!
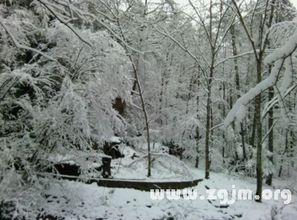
[176,0,297,9]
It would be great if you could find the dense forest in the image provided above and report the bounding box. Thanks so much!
[1,0,297,219]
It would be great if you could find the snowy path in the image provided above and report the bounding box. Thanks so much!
[42,169,297,220]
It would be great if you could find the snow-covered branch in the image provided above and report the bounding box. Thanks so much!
[224,27,297,127]
[264,30,297,64]
[0,19,57,62]
[37,0,92,47]
[224,59,284,127]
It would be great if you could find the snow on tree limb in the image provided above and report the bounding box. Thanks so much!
[264,29,297,65]
[224,27,297,127]
[262,84,297,118]
[37,0,92,47]
[224,59,284,127]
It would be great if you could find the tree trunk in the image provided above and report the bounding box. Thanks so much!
[265,85,274,185]
[205,92,211,179]
[205,59,214,179]
[250,108,256,148]
[195,78,200,168]
[195,126,200,168]
[231,24,246,160]
[279,129,289,177]
[255,59,263,202]
[129,57,151,177]
[222,82,226,161]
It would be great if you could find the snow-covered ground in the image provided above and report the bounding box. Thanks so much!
[29,144,296,219]
[42,167,297,220]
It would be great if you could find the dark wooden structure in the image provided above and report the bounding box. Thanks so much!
[101,157,111,178]
[40,172,202,191]
[87,178,203,191]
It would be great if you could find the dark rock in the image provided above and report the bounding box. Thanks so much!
[49,163,81,178]
[163,141,185,160]
[112,97,126,116]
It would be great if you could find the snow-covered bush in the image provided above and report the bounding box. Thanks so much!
[0,1,133,218]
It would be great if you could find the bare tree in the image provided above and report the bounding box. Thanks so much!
[229,0,276,202]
